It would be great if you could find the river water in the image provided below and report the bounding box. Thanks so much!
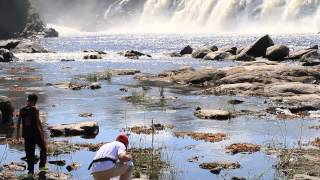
[0,33,319,180]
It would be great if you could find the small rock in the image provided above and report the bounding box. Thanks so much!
[210,167,222,174]
[220,46,237,55]
[228,99,244,105]
[168,52,182,57]
[0,48,15,62]
[61,59,75,62]
[84,53,102,59]
[66,162,80,172]
[89,82,101,90]
[120,88,128,92]
[79,113,93,118]
[180,45,193,55]
[49,160,66,166]
[225,143,261,154]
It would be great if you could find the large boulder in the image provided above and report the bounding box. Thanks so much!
[49,121,99,137]
[180,45,193,55]
[0,48,15,62]
[44,28,59,38]
[240,35,274,57]
[266,45,290,61]
[0,0,44,39]
[204,51,232,60]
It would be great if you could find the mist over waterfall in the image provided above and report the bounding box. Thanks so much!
[33,0,320,34]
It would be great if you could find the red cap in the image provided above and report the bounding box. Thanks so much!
[116,134,129,148]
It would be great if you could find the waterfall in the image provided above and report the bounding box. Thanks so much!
[102,0,320,33]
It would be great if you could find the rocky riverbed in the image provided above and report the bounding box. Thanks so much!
[0,33,319,180]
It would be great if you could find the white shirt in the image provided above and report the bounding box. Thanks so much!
[91,141,126,173]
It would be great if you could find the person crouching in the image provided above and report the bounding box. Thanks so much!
[89,134,134,180]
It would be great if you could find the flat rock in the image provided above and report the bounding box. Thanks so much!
[83,53,102,59]
[49,121,99,137]
[194,109,231,120]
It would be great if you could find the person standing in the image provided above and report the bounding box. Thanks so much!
[89,134,134,180]
[16,94,48,178]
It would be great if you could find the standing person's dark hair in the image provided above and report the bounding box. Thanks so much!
[16,94,48,178]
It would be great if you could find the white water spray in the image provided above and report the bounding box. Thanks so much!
[100,0,320,34]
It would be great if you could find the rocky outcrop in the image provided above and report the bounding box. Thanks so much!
[0,0,44,39]
[49,121,99,137]
[10,39,48,53]
[192,45,218,59]
[266,45,290,61]
[44,28,59,38]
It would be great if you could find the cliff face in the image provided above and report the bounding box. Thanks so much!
[0,0,44,39]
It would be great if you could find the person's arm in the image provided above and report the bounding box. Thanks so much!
[118,152,132,162]
[35,109,44,133]
[118,144,132,162]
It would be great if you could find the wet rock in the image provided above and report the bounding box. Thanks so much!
[49,121,99,137]
[266,45,290,61]
[79,113,93,118]
[228,99,244,105]
[203,51,232,60]
[89,82,101,90]
[292,174,319,180]
[199,162,240,174]
[225,143,261,154]
[49,160,66,166]
[229,53,256,61]
[194,108,231,120]
[180,45,193,55]
[78,142,107,152]
[192,48,212,59]
[120,88,128,92]
[66,162,80,172]
[83,53,102,59]
[44,28,59,38]
[111,69,141,76]
[0,48,15,62]
[121,50,151,59]
[174,131,227,143]
[220,46,237,55]
[83,50,107,54]
[240,34,274,57]
[231,177,246,180]
[3,162,26,171]
[0,40,20,50]
[61,59,75,62]
[236,47,245,55]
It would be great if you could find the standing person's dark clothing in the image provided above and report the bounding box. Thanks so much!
[17,94,47,176]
